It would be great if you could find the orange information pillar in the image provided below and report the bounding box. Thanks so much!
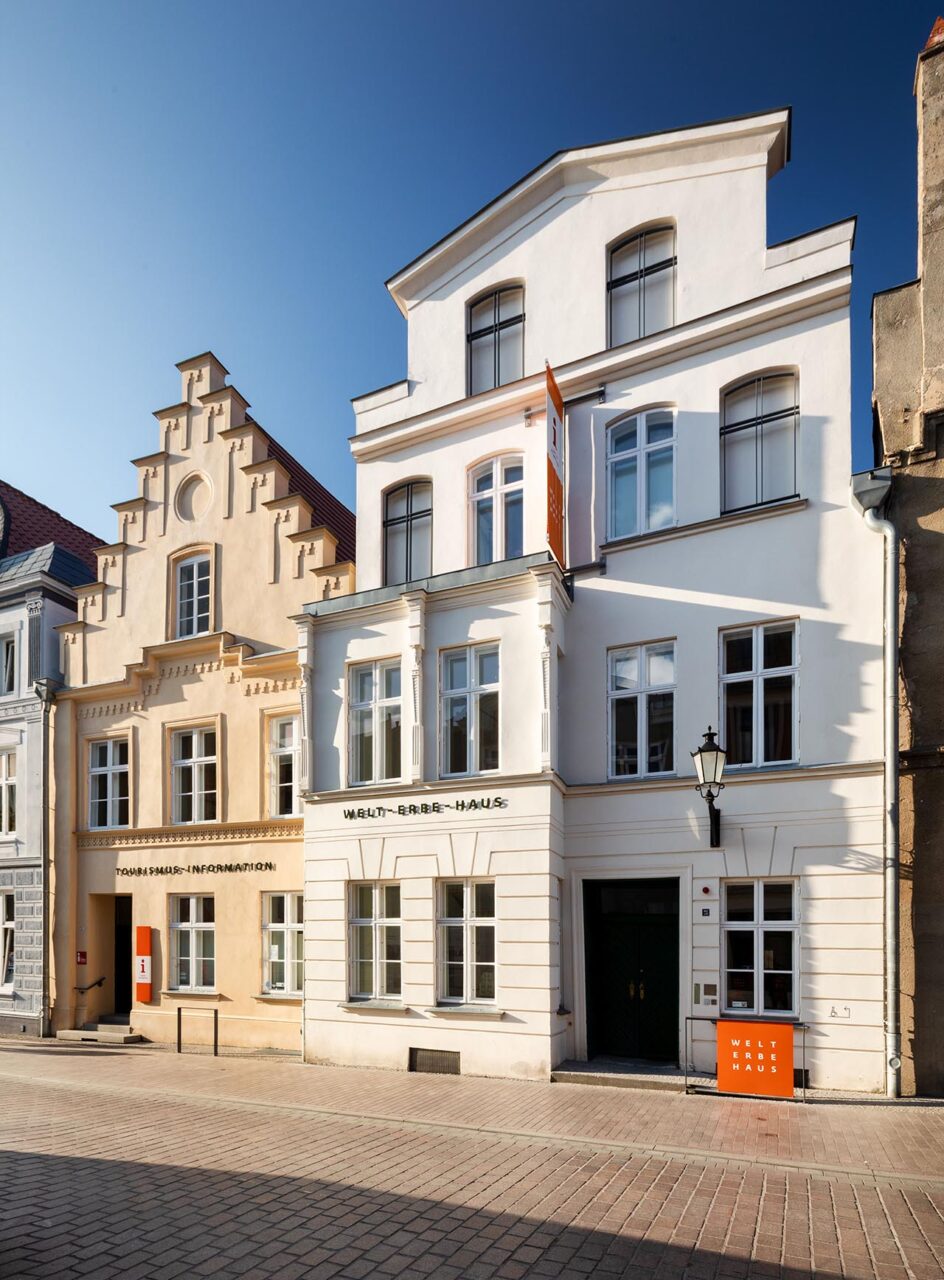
[716,1021,794,1098]
[135,925,152,1004]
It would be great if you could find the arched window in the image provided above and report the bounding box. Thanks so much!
[467,286,524,395]
[721,373,799,514]
[608,226,676,347]
[383,480,432,585]
[175,552,211,638]
[469,457,523,566]
[606,409,675,540]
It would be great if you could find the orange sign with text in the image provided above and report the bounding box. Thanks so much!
[545,363,565,567]
[716,1021,794,1098]
[135,925,152,1004]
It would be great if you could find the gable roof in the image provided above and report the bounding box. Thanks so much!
[385,107,792,313]
[0,479,102,573]
[262,432,356,566]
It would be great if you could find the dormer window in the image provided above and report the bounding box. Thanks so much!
[470,458,524,566]
[176,554,211,638]
[467,286,524,395]
[608,226,676,347]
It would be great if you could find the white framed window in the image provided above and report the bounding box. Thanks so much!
[1,893,13,988]
[437,880,495,1004]
[721,373,799,513]
[171,727,217,824]
[383,481,432,586]
[470,457,524,566]
[1,637,15,696]
[349,883,401,1000]
[722,880,798,1016]
[88,738,129,829]
[721,623,797,768]
[606,409,675,541]
[441,644,499,778]
[348,661,402,786]
[0,751,15,836]
[467,286,524,395]
[270,717,300,817]
[176,554,211,638]
[607,642,675,778]
[170,894,215,991]
[262,892,303,995]
[608,226,676,347]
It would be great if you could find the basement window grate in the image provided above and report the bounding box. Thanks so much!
[409,1047,460,1075]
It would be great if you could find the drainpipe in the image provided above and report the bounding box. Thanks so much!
[34,678,56,1038]
[851,467,900,1097]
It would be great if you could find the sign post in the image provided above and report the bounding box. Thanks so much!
[135,925,152,1004]
[716,1020,795,1098]
[545,362,565,568]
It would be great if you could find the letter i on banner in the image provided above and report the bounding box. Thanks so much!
[135,925,152,1003]
[546,362,565,567]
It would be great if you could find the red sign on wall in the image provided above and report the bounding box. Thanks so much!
[135,925,152,1004]
[76,950,87,966]
[716,1021,794,1098]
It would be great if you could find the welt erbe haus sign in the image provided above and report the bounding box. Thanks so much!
[716,1021,795,1098]
[342,796,509,821]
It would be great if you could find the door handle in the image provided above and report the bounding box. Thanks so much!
[628,981,636,999]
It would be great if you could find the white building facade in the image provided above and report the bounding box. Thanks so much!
[298,110,889,1091]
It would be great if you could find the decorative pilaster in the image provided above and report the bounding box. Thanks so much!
[296,617,315,794]
[402,591,427,783]
[540,624,552,772]
[26,595,43,685]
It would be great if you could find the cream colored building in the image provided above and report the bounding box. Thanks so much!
[51,352,354,1049]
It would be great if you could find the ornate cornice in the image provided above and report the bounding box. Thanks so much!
[78,818,302,851]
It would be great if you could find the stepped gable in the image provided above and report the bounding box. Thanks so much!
[262,431,356,567]
[0,479,102,571]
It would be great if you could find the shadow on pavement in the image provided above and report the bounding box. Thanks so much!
[0,1148,858,1280]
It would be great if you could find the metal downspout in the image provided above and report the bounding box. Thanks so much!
[36,679,54,1038]
[863,507,900,1098]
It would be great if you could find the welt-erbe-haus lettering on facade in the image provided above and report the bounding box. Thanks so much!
[17,81,931,1092]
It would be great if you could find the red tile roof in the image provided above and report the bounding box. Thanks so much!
[262,433,356,567]
[0,479,102,573]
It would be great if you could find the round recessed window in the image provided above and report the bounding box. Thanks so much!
[175,473,211,522]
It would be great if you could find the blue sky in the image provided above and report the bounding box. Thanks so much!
[0,1,933,538]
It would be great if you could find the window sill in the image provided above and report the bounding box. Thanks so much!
[718,1013,804,1025]
[724,761,799,775]
[339,999,411,1014]
[607,772,677,785]
[254,993,302,1003]
[426,1004,504,1021]
[600,498,807,556]
[161,989,221,1000]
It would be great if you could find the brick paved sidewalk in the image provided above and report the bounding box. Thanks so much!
[1,1041,943,1279]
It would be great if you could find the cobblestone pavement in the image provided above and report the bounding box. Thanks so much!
[1,1043,943,1279]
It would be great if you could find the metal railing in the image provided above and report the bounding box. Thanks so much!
[684,1015,808,1102]
[176,1005,219,1056]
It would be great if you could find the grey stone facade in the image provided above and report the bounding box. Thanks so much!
[872,22,944,1095]
[0,544,95,1037]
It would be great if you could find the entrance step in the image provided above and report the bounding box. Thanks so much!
[551,1059,711,1093]
[57,1026,143,1045]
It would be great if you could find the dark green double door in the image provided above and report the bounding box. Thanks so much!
[584,877,679,1064]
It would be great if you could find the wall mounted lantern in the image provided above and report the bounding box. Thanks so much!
[692,726,727,848]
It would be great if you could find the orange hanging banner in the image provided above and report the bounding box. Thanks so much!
[135,925,152,1004]
[716,1020,794,1098]
[545,363,565,568]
